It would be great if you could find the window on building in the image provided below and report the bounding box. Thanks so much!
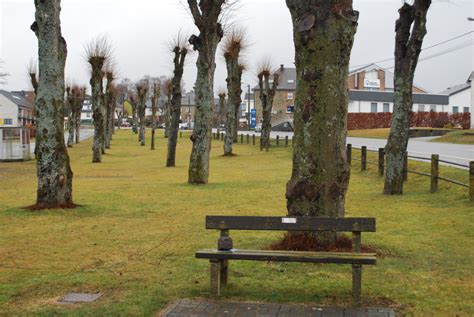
[383,103,390,113]
[418,104,425,112]
[371,103,378,113]
[463,107,470,113]
[4,118,13,125]
[287,80,295,84]
[430,105,436,112]
[287,92,294,100]
[286,105,294,113]
[86,113,91,118]
[453,106,459,114]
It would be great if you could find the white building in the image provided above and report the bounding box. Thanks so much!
[80,96,93,124]
[348,90,449,114]
[441,72,473,127]
[0,90,34,127]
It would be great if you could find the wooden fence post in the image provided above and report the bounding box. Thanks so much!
[221,133,224,141]
[276,135,280,146]
[240,134,243,144]
[246,134,249,144]
[431,154,439,193]
[361,146,367,171]
[285,136,289,147]
[378,148,385,177]
[347,144,352,166]
[180,131,182,138]
[403,152,408,181]
[470,161,474,202]
[252,134,255,146]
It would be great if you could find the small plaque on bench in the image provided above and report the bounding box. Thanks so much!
[282,217,297,224]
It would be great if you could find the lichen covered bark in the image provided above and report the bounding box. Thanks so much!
[384,0,431,195]
[187,0,226,184]
[258,73,278,152]
[104,73,114,149]
[223,57,243,156]
[66,87,75,148]
[285,0,358,242]
[151,82,160,150]
[137,84,148,146]
[89,58,105,162]
[167,48,187,167]
[31,0,74,208]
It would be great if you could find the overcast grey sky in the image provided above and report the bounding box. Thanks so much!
[1,0,473,94]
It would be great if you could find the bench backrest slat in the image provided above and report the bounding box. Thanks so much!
[206,216,376,232]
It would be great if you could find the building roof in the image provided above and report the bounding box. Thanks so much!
[252,65,296,91]
[349,90,449,105]
[0,90,34,109]
[349,63,428,92]
[252,63,428,93]
[439,82,471,96]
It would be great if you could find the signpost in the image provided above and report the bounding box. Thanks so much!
[250,109,257,129]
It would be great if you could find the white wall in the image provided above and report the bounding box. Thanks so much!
[0,95,19,127]
[449,88,471,115]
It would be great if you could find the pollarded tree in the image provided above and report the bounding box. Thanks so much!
[384,0,431,195]
[216,91,226,132]
[187,0,233,184]
[66,85,75,147]
[104,69,116,149]
[167,34,189,167]
[73,86,86,144]
[136,79,149,146]
[129,93,139,134]
[151,78,161,150]
[285,0,358,244]
[86,36,111,163]
[30,0,74,208]
[223,28,246,156]
[162,78,172,138]
[257,60,279,152]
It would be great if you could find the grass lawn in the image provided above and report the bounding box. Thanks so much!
[0,130,473,316]
[348,128,390,139]
[432,129,474,144]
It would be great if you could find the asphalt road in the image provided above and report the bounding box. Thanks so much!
[227,130,473,169]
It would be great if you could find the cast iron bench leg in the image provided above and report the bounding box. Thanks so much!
[210,259,221,297]
[220,259,228,288]
[352,264,362,307]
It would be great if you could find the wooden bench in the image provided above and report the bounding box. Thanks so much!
[196,216,377,306]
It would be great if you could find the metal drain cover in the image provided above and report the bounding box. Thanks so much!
[58,293,102,304]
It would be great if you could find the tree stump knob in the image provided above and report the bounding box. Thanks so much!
[218,237,233,251]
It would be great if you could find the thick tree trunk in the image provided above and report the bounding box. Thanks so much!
[384,1,430,195]
[259,74,278,152]
[74,88,85,144]
[104,78,113,149]
[285,0,358,244]
[151,84,159,150]
[137,86,148,146]
[164,95,171,138]
[31,0,74,208]
[90,59,105,163]
[223,58,242,156]
[167,48,187,167]
[187,0,225,184]
[66,89,75,148]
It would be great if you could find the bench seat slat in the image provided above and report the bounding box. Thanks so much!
[196,249,377,265]
[206,216,376,232]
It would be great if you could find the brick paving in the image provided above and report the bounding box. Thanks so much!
[159,299,395,317]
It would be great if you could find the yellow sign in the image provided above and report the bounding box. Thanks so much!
[0,118,4,126]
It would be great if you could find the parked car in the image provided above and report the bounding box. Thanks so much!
[179,122,189,130]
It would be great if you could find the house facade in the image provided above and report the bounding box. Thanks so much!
[440,72,473,127]
[0,90,34,127]
[253,64,456,124]
[80,95,93,124]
